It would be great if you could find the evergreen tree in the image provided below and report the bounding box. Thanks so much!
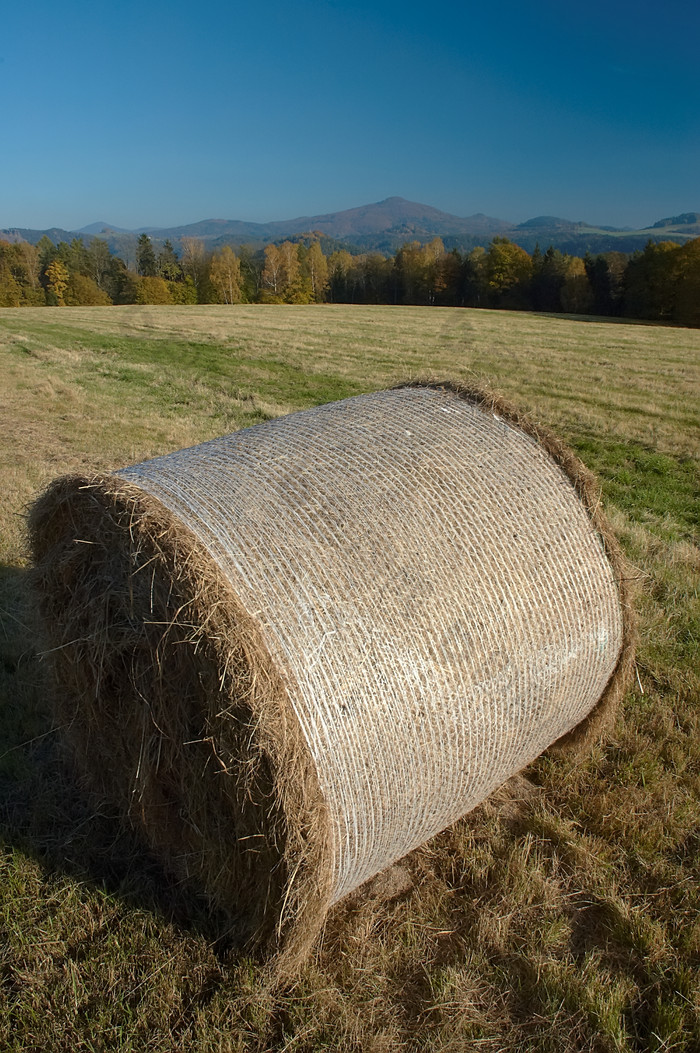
[158,239,182,281]
[530,246,569,312]
[623,241,679,320]
[36,234,58,272]
[68,237,90,276]
[674,238,700,326]
[136,234,158,277]
[584,252,626,315]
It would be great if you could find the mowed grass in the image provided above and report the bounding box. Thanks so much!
[0,304,698,1052]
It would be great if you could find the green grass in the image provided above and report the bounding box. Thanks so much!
[0,304,698,1051]
[571,436,698,540]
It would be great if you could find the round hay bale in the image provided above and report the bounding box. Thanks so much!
[29,383,634,968]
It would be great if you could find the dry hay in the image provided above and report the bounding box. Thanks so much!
[29,382,635,970]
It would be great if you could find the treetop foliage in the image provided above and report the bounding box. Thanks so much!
[1,232,698,326]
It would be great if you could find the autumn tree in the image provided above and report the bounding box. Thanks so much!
[16,241,40,293]
[305,240,329,302]
[0,242,23,305]
[435,248,464,306]
[168,277,198,304]
[262,243,284,298]
[238,244,263,301]
[327,250,355,302]
[559,256,593,314]
[0,241,43,305]
[64,273,112,305]
[135,276,174,304]
[180,237,210,300]
[459,247,485,306]
[363,254,392,303]
[421,237,446,305]
[279,241,303,301]
[483,237,533,307]
[394,241,426,303]
[87,238,113,290]
[210,245,242,304]
[45,259,69,305]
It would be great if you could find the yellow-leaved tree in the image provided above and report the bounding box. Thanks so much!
[306,241,328,302]
[45,259,69,305]
[210,245,242,304]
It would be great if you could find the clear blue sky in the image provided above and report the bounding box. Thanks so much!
[1,0,697,231]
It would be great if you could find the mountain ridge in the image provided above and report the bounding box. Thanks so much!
[3,196,698,257]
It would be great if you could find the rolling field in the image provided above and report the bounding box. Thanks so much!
[1,304,698,1052]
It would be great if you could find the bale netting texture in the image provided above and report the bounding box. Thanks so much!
[30,383,634,966]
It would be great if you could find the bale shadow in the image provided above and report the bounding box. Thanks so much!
[0,563,241,958]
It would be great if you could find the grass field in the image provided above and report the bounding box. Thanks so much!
[1,304,698,1052]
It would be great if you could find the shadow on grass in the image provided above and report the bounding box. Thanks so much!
[0,563,241,960]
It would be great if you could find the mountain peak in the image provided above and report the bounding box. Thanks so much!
[75,221,130,235]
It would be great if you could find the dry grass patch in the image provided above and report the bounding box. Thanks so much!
[1,303,698,1052]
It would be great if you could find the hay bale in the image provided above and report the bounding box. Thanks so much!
[29,383,634,967]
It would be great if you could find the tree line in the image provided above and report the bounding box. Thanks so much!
[1,231,698,326]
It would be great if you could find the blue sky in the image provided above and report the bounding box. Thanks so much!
[1,0,698,230]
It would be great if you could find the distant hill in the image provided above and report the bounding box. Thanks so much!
[75,221,133,235]
[1,226,77,245]
[651,212,700,228]
[648,212,700,235]
[3,197,698,258]
[517,216,585,231]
